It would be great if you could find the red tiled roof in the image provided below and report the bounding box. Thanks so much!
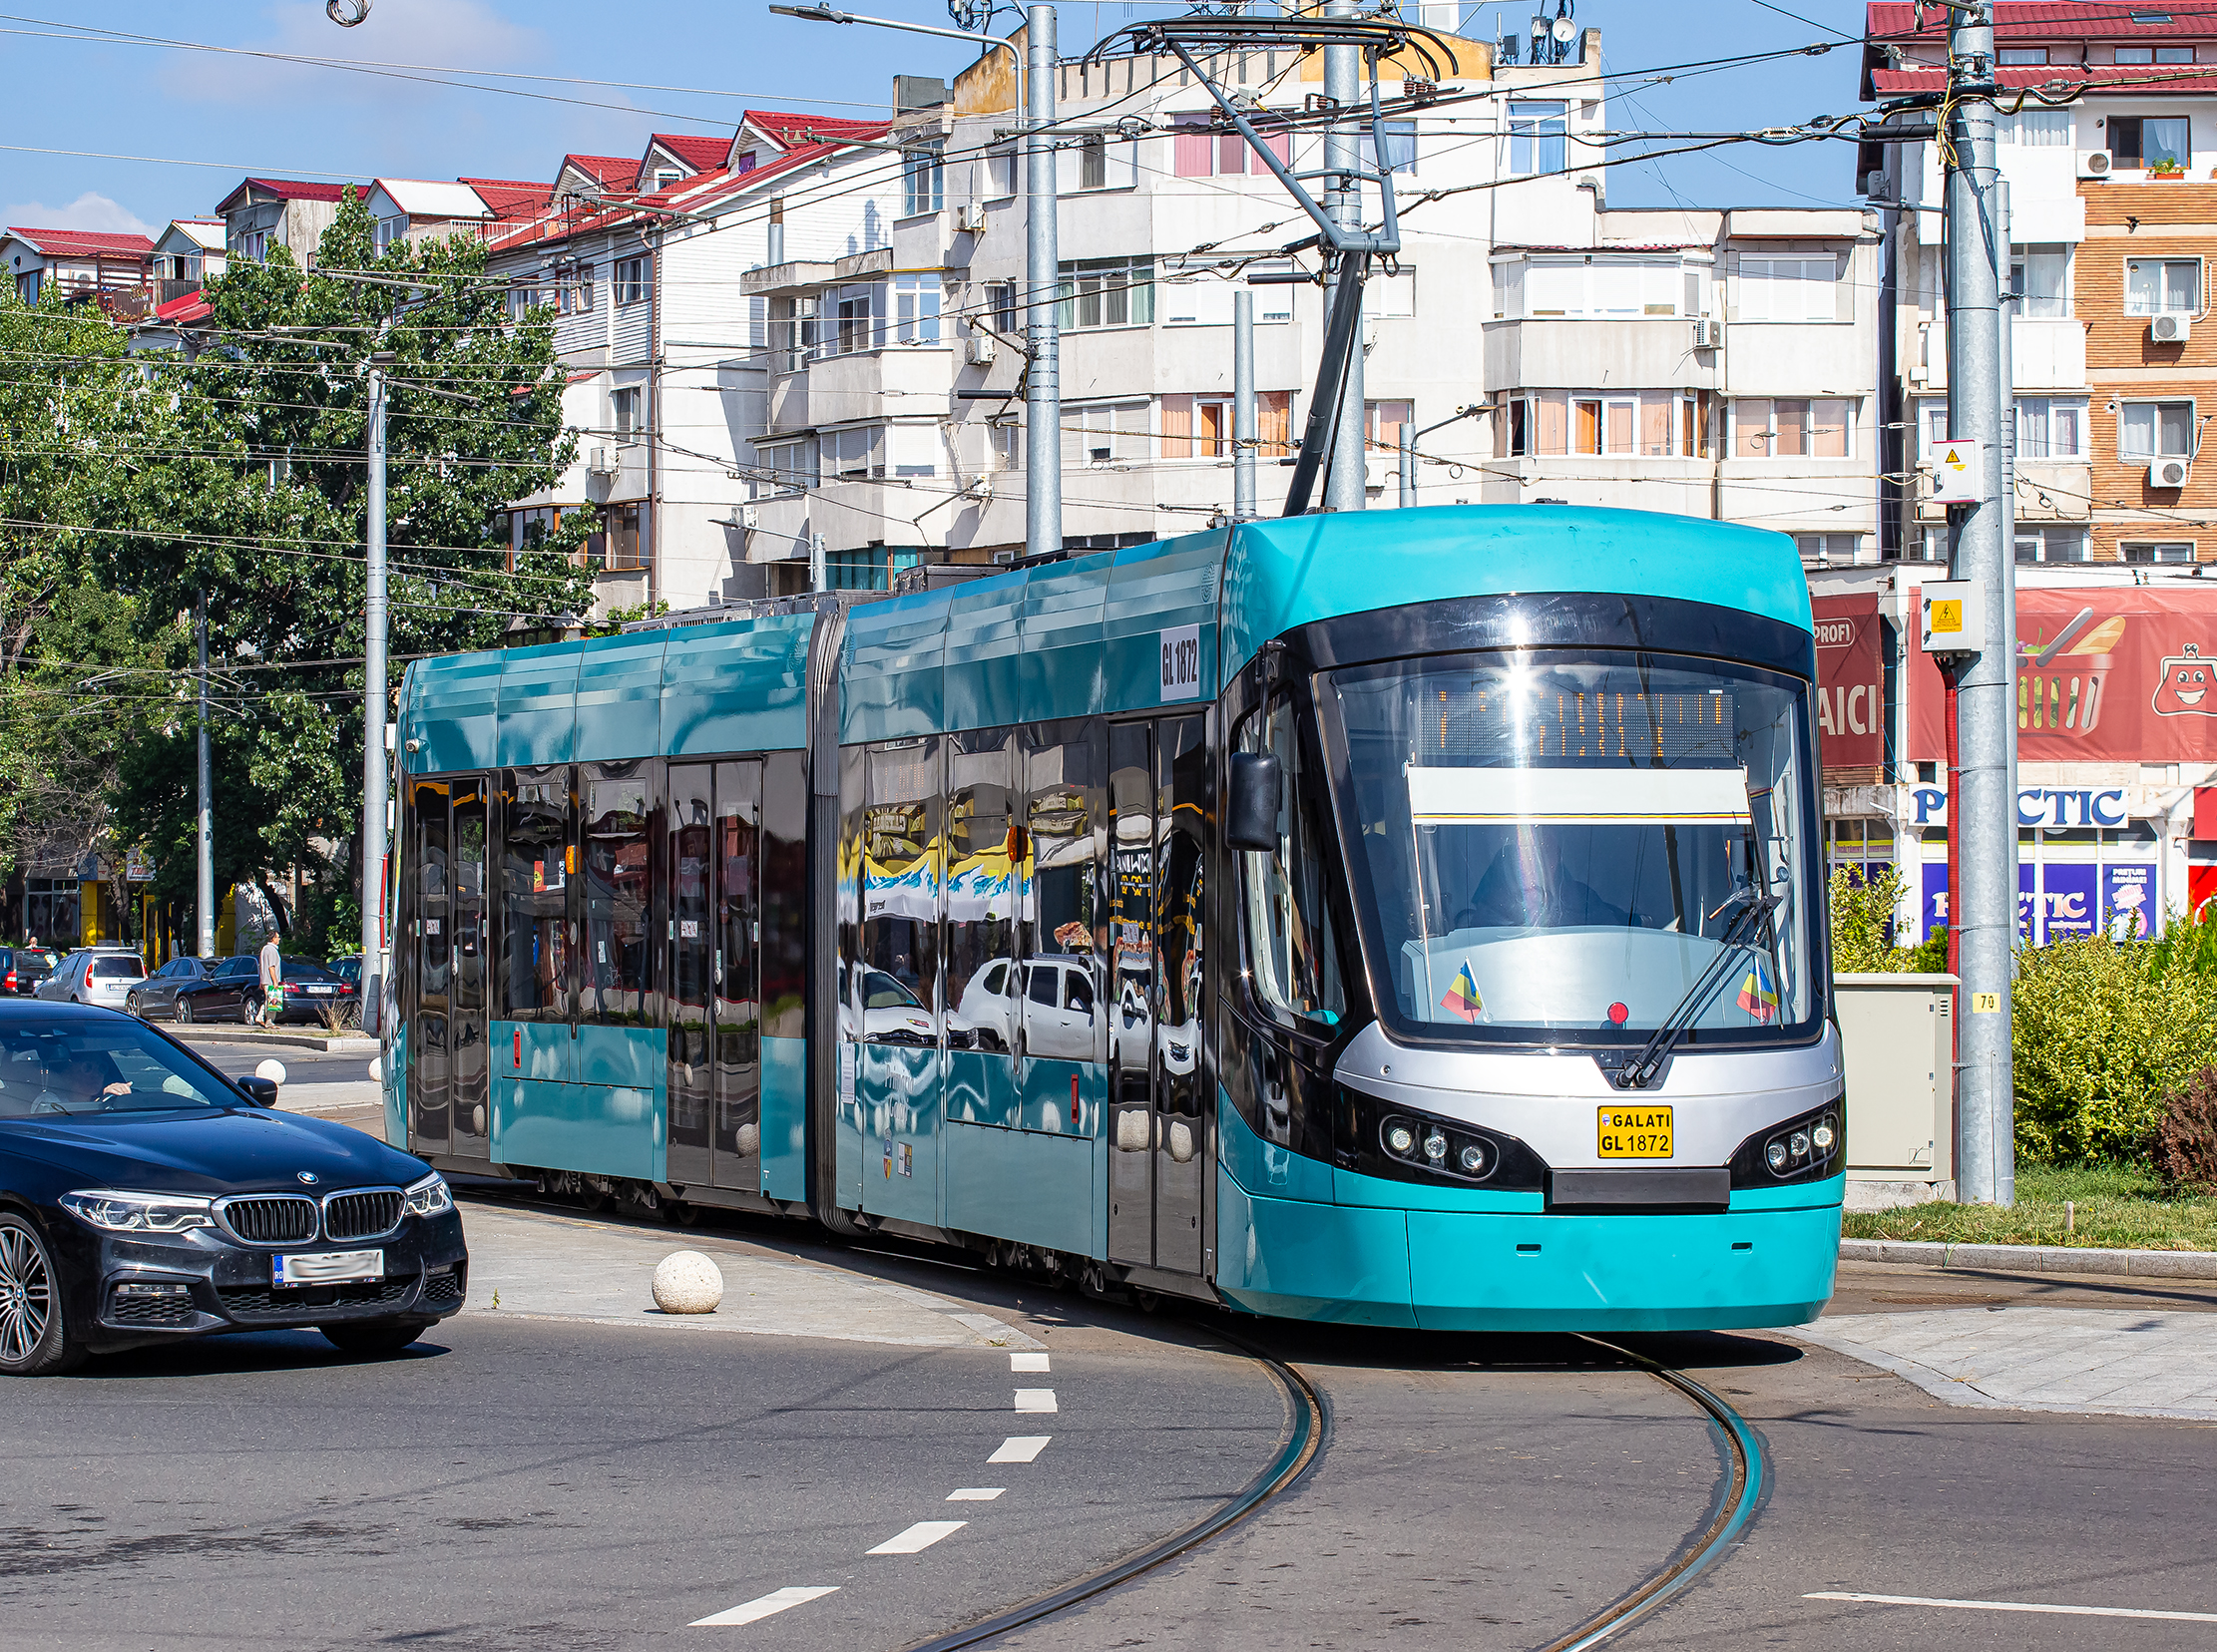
[154,291,212,324]
[244,178,353,202]
[558,154,639,186]
[4,226,156,258]
[745,111,890,149]
[1871,2,2217,41]
[461,178,558,218]
[645,133,734,174]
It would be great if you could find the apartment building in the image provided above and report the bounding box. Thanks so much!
[1826,4,2217,939]
[1484,206,1882,565]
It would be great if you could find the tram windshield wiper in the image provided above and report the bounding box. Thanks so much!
[1610,891,1782,1090]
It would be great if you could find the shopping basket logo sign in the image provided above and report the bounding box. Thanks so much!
[2153,640,2216,717]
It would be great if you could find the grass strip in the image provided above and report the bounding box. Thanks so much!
[1844,1162,2217,1252]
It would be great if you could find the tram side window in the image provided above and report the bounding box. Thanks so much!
[1237,696,1346,1029]
[945,731,1017,1052]
[760,750,809,1037]
[502,766,572,1023]
[581,762,654,1028]
[1023,718,1108,1062]
[861,739,942,1041]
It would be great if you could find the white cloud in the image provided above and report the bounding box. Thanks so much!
[0,193,156,237]
[168,0,547,108]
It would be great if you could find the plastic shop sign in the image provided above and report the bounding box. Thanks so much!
[1910,785,2128,828]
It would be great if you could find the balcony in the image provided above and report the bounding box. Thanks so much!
[767,344,954,436]
[1485,317,1719,391]
[1914,316,2085,391]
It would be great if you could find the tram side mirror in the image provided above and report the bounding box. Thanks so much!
[1225,752,1283,853]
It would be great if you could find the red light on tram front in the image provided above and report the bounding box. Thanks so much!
[1607,1002,1629,1026]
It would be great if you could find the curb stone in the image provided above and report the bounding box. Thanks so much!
[172,1029,378,1054]
[1840,1237,2217,1279]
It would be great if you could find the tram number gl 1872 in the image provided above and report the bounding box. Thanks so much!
[1596,1105,1673,1159]
[1159,623,1201,701]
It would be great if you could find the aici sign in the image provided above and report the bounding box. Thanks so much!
[1911,785,2129,828]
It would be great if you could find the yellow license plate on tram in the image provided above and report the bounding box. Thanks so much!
[1597,1105,1673,1159]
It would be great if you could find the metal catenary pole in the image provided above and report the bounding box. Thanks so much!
[1943,2,2014,1205]
[196,592,214,959]
[1233,288,1257,521]
[1024,4,1063,560]
[1322,0,1365,514]
[361,361,389,1037]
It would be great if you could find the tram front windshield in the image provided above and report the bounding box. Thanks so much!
[1325,649,1815,1045]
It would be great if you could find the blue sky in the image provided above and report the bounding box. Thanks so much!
[0,0,1873,237]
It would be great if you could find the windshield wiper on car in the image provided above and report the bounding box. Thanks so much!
[1608,890,1781,1090]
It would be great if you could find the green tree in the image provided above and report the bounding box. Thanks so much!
[92,192,597,923]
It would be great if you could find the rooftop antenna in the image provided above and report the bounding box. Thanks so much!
[1087,8,1452,514]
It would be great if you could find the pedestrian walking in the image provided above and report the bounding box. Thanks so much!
[257,933,282,1029]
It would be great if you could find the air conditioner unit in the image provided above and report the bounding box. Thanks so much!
[587,446,616,475]
[738,503,759,530]
[2152,312,2191,344]
[1693,318,1723,349]
[956,202,988,232]
[2078,150,2113,179]
[965,332,997,366]
[2150,457,2190,489]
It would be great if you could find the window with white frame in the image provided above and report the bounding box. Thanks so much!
[1365,400,1412,459]
[990,418,1021,472]
[2011,244,2070,317]
[2122,541,2195,563]
[1358,120,1418,176]
[2014,396,2085,458]
[831,283,880,355]
[985,145,1018,200]
[768,294,819,371]
[2110,115,2191,167]
[2016,527,2089,564]
[1514,256,1696,318]
[1995,107,2070,144]
[823,424,883,480]
[373,215,407,255]
[2119,399,2195,459]
[237,228,269,263]
[893,273,942,344]
[615,256,649,307]
[1794,533,1866,565]
[1507,101,1567,176]
[506,281,541,322]
[1735,254,1838,323]
[1732,397,1854,458]
[903,143,945,216]
[612,386,641,442]
[1916,398,1954,458]
[1172,116,1291,178]
[755,436,818,493]
[558,259,595,314]
[1996,46,2050,66]
[1064,400,1149,466]
[1058,257,1153,329]
[1370,263,1415,318]
[985,280,1017,336]
[2126,257,2200,315]
[1501,389,1711,458]
[887,423,939,477]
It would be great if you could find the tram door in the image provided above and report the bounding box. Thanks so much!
[449,777,490,1155]
[1107,716,1208,1275]
[409,779,452,1155]
[667,761,763,1192]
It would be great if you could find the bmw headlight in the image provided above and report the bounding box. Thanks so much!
[60,1190,214,1234]
[405,1172,453,1217]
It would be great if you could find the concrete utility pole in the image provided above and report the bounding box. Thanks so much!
[1943,2,2015,1205]
[1024,4,1062,561]
[361,361,389,1038]
[1321,0,1365,514]
[1232,288,1257,521]
[196,593,214,959]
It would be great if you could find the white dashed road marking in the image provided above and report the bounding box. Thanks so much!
[868,1520,968,1555]
[946,1487,1005,1501]
[690,1585,840,1627]
[1010,1352,1050,1372]
[988,1436,1051,1462]
[1807,1593,2217,1625]
[1014,1388,1058,1414]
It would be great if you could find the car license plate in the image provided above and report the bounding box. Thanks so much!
[1597,1105,1673,1159]
[306,985,334,995]
[273,1249,383,1287]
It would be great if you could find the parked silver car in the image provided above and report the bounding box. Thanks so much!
[34,948,148,1011]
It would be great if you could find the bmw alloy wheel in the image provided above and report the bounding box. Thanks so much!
[179,999,195,1025]
[0,1217,79,1376]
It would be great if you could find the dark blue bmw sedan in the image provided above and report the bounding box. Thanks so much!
[0,1002,466,1375]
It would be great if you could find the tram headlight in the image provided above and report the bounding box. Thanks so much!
[1789,1130,1810,1160]
[1377,1113,1505,1184]
[1811,1119,1837,1154]
[1458,1142,1487,1175]
[1423,1129,1448,1164]
[1765,1140,1789,1173]
[1384,1120,1417,1157]
[1741,1105,1844,1185]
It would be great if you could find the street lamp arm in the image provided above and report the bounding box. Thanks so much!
[767,4,1022,86]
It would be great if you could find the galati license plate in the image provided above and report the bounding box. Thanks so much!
[1597,1105,1673,1159]
[273,1249,384,1287]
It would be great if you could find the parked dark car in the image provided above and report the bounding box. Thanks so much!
[0,1002,467,1374]
[126,956,215,1022]
[0,949,56,997]
[175,956,358,1027]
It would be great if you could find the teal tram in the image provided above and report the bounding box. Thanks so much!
[386,505,1844,1330]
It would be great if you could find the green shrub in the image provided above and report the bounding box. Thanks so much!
[1828,864,1947,975]
[2152,1066,2217,1190]
[2012,936,2217,1162]
[2149,906,2217,985]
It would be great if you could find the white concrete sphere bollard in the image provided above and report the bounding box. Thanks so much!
[652,1250,724,1315]
[254,1058,287,1086]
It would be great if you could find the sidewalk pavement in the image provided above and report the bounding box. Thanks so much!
[457,1202,1045,1352]
[1797,1307,2217,1422]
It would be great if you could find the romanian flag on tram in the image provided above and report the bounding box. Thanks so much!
[1737,960,1779,1022]
[1440,961,1485,1024]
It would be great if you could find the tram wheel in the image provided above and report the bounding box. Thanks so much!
[665,1200,699,1227]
